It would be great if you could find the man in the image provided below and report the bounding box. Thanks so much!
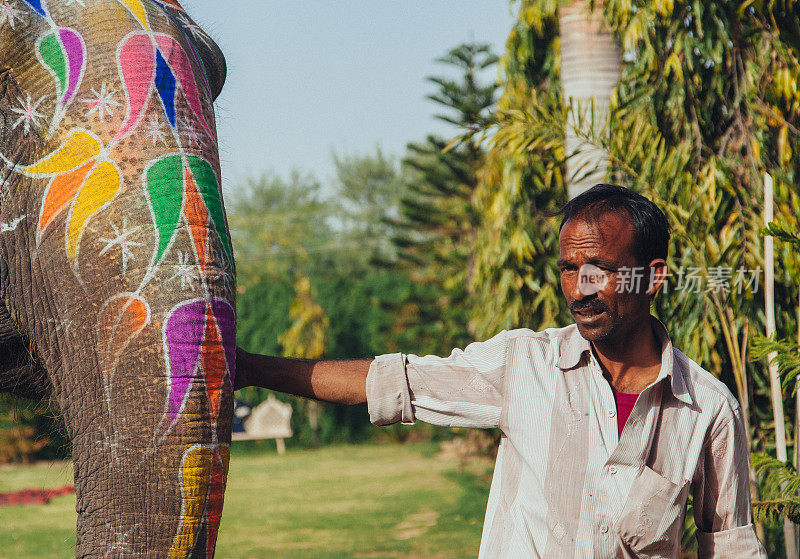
[235,184,766,558]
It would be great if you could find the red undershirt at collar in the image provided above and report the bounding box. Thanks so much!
[613,389,639,438]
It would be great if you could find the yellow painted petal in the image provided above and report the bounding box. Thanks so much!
[119,0,150,30]
[66,161,121,260]
[24,130,101,176]
[168,446,213,559]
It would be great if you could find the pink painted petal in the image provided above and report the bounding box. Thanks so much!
[115,32,156,141]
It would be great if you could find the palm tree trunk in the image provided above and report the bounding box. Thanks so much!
[559,0,621,199]
[765,174,796,558]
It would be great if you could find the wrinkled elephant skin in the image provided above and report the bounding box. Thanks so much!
[0,1,235,557]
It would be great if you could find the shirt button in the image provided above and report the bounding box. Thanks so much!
[609,466,618,475]
[600,524,609,534]
[608,409,616,417]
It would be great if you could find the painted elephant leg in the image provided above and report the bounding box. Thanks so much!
[1,1,234,557]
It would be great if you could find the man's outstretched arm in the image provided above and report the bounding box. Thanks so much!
[234,347,370,406]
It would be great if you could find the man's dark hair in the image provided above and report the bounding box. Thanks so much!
[557,183,670,265]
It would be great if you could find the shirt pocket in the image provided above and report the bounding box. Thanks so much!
[614,465,690,558]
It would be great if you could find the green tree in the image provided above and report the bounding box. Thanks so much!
[471,1,570,339]
[390,42,500,354]
[228,161,416,445]
[479,0,800,553]
[280,276,329,447]
[332,148,403,265]
[227,170,334,283]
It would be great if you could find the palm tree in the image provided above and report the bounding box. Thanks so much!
[559,0,620,199]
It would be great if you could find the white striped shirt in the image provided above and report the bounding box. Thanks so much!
[366,317,766,558]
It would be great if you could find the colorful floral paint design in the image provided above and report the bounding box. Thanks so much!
[162,298,234,557]
[14,1,87,134]
[168,443,230,558]
[144,154,232,268]
[19,0,45,18]
[23,129,121,266]
[36,26,85,125]
[7,1,234,557]
[163,298,235,422]
[98,293,151,377]
[116,30,212,140]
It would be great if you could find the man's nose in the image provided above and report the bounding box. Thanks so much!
[575,264,608,298]
[569,274,587,301]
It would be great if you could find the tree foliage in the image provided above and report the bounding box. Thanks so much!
[332,148,403,267]
[389,42,500,353]
[753,454,800,524]
[470,1,569,338]
[479,0,800,549]
[228,170,333,283]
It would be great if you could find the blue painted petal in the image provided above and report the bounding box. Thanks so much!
[154,49,177,127]
[21,0,46,16]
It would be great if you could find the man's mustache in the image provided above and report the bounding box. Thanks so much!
[570,299,609,314]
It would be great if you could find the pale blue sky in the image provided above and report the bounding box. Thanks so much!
[180,1,516,194]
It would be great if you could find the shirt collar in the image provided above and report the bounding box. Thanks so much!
[555,316,694,407]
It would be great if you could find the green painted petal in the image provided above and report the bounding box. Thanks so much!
[146,155,185,264]
[186,156,232,260]
[39,33,67,94]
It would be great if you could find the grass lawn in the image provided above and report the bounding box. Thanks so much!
[0,442,492,558]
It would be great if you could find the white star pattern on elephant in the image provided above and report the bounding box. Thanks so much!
[81,82,121,122]
[170,251,199,291]
[10,93,46,135]
[0,1,25,29]
[99,218,143,277]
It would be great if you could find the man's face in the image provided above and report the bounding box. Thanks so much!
[558,211,655,345]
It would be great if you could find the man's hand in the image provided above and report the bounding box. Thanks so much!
[234,346,370,406]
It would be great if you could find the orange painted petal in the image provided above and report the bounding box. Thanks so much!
[202,304,225,421]
[24,130,101,176]
[183,166,209,273]
[205,447,229,556]
[38,160,94,237]
[67,161,121,260]
[97,294,150,372]
[168,446,213,559]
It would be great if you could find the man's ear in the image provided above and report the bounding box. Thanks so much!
[646,259,668,297]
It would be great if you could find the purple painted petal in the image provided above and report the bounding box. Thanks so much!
[58,28,85,106]
[164,300,207,414]
[210,299,236,386]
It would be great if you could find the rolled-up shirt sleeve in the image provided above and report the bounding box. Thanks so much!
[366,331,509,429]
[693,404,767,558]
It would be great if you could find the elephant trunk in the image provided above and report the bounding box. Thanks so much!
[0,1,236,556]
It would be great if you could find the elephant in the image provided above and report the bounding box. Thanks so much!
[1,0,236,556]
